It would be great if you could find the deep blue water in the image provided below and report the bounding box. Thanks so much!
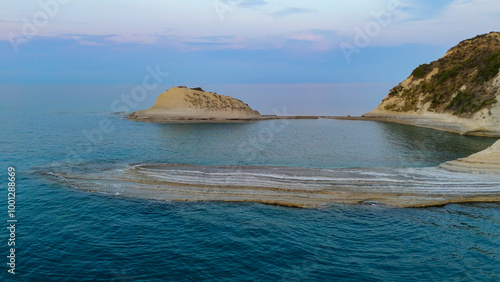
[1,89,500,281]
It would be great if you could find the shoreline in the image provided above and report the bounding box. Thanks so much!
[128,114,320,123]
[128,113,500,138]
[328,115,500,137]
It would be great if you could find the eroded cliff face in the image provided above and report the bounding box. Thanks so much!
[365,32,500,136]
[373,32,500,115]
[129,86,260,121]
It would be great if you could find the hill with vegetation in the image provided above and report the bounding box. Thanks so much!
[365,32,500,136]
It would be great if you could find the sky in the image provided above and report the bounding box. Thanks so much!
[1,0,500,114]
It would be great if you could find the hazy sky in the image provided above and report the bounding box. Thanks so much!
[1,0,499,85]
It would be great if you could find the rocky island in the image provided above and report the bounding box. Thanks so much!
[129,86,262,122]
[364,32,500,136]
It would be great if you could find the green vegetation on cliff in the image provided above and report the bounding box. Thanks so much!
[411,63,431,79]
[384,32,500,116]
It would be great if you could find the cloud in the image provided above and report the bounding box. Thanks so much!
[2,0,498,54]
[108,34,159,45]
[77,40,105,46]
[288,33,323,42]
[68,34,112,46]
[0,19,18,23]
[67,33,161,46]
[239,0,268,8]
[373,0,500,46]
[285,29,343,51]
[271,7,313,17]
[180,35,246,50]
[197,35,238,41]
[394,0,457,21]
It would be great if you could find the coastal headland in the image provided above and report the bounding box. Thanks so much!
[364,32,500,137]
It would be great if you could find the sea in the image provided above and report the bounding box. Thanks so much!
[1,85,500,281]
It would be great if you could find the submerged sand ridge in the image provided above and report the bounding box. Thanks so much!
[47,140,500,208]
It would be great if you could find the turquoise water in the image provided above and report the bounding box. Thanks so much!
[1,90,500,281]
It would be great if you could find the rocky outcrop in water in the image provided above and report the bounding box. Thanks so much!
[48,139,500,208]
[129,86,260,122]
[440,139,500,173]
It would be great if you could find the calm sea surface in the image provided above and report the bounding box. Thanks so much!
[1,89,499,281]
